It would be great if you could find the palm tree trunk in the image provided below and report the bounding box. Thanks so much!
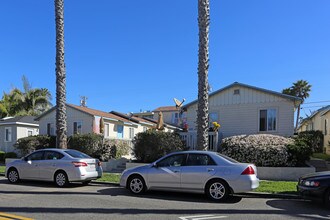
[196,0,210,150]
[55,0,67,149]
[295,104,301,133]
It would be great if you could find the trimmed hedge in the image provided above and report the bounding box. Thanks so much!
[221,134,312,167]
[14,135,56,156]
[132,130,186,163]
[296,130,324,153]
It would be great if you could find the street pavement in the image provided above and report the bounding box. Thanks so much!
[0,177,329,220]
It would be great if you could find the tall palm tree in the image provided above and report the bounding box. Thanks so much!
[282,80,312,132]
[196,0,210,150]
[55,0,67,149]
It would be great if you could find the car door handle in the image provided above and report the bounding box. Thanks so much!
[207,168,214,172]
[173,170,180,173]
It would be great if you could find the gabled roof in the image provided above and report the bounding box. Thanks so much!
[0,116,38,126]
[153,106,179,112]
[35,104,132,123]
[183,82,303,109]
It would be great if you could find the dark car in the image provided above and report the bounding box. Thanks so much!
[297,171,330,207]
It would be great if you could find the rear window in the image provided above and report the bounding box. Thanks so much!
[64,150,91,159]
[217,153,239,163]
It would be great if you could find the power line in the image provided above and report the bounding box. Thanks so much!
[301,100,330,105]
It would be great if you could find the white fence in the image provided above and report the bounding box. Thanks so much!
[179,131,222,151]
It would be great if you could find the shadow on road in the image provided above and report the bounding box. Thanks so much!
[98,187,242,204]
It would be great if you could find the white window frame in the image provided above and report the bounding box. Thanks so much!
[5,127,12,142]
[259,108,277,132]
[129,128,134,139]
[73,121,83,135]
[27,129,33,137]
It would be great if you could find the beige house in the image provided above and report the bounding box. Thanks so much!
[35,104,180,142]
[182,82,302,138]
[0,116,39,153]
[298,105,330,154]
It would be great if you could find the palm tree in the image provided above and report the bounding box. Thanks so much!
[282,80,312,132]
[55,0,67,149]
[196,0,210,150]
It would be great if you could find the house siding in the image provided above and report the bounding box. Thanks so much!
[186,85,295,137]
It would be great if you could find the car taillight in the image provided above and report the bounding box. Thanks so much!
[241,166,255,175]
[98,161,102,167]
[72,162,88,167]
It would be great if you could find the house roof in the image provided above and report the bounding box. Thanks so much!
[0,116,38,126]
[183,82,303,109]
[35,104,132,124]
[297,105,330,129]
[153,106,179,112]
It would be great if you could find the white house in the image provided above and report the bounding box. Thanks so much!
[182,82,302,138]
[0,116,39,153]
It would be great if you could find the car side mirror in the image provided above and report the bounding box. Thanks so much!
[152,162,158,168]
[23,157,28,161]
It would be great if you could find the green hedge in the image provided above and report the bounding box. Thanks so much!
[14,135,56,156]
[0,151,5,162]
[132,130,186,163]
[296,130,324,153]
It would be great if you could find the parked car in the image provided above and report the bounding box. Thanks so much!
[5,148,103,187]
[297,171,330,207]
[120,151,259,201]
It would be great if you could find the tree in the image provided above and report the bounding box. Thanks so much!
[0,76,52,117]
[55,0,67,149]
[196,0,210,150]
[282,80,312,132]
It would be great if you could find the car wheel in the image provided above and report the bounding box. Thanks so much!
[7,168,20,184]
[82,180,92,185]
[205,179,229,202]
[54,171,69,187]
[325,188,330,208]
[128,175,146,194]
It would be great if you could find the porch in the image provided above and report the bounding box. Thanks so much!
[179,131,223,152]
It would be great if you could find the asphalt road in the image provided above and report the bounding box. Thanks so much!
[0,177,329,220]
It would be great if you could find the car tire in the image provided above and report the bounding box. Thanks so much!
[127,175,146,194]
[205,179,229,202]
[324,188,330,208]
[54,171,69,187]
[7,168,20,184]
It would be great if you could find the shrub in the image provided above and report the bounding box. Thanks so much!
[14,135,56,155]
[132,130,185,163]
[0,151,5,162]
[287,139,313,166]
[68,133,130,161]
[221,134,293,167]
[296,130,324,153]
[5,152,18,159]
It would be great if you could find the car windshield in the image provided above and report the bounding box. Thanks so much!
[216,153,239,163]
[64,150,91,159]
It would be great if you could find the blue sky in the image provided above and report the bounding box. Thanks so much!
[1,0,329,117]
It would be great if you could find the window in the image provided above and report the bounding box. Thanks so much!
[259,109,277,131]
[186,154,216,166]
[129,128,134,139]
[64,150,91,159]
[104,124,110,137]
[44,151,64,160]
[27,130,33,137]
[157,154,186,167]
[234,89,240,95]
[73,122,82,134]
[5,127,12,142]
[172,113,179,124]
[325,119,328,136]
[26,151,44,161]
[47,123,55,136]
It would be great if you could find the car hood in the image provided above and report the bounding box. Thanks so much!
[124,164,151,173]
[300,171,330,180]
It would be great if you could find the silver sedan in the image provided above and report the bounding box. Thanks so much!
[120,151,259,201]
[5,148,103,187]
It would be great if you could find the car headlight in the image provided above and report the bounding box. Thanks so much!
[302,180,320,187]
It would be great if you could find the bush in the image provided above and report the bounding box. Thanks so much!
[296,130,324,153]
[14,135,56,155]
[132,130,186,163]
[5,152,18,159]
[221,134,293,167]
[68,133,130,161]
[287,139,313,166]
[0,151,5,162]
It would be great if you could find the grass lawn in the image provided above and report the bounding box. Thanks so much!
[98,173,121,183]
[312,153,330,161]
[254,180,297,194]
[0,165,5,174]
